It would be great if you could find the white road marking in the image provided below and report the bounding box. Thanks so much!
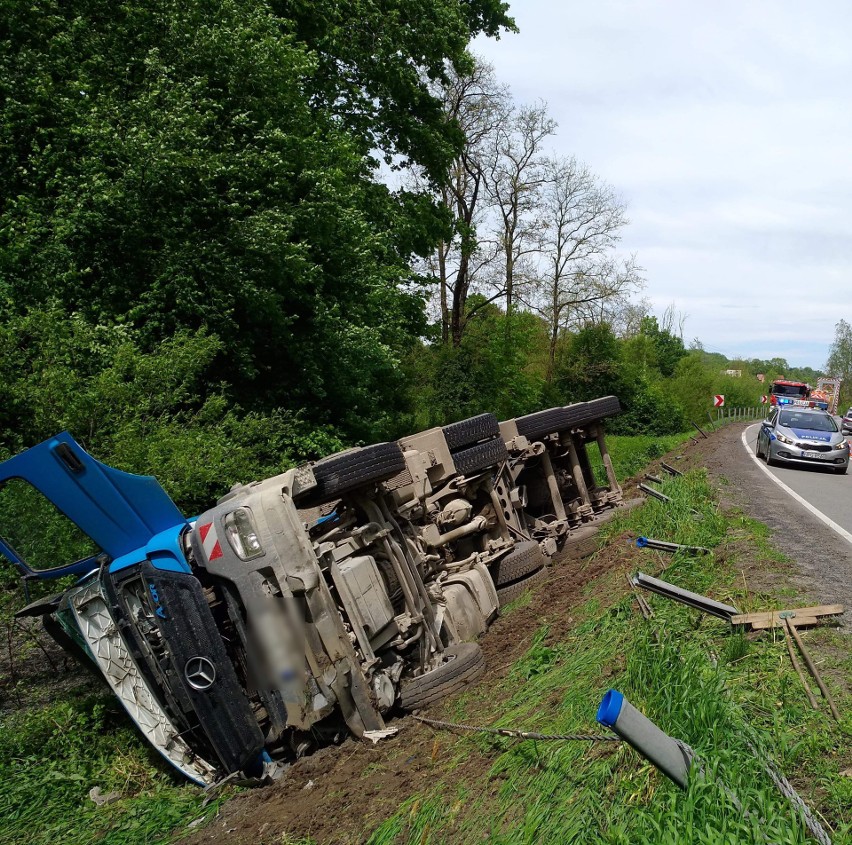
[741,424,852,548]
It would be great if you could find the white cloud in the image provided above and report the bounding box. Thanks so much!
[474,0,852,367]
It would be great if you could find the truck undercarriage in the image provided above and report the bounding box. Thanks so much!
[1,398,626,786]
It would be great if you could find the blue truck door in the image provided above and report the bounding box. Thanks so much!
[0,433,189,578]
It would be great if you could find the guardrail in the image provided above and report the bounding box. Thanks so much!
[713,406,767,423]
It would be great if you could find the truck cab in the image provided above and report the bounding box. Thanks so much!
[0,433,492,785]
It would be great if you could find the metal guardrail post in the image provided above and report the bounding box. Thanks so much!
[631,572,739,620]
[596,690,692,788]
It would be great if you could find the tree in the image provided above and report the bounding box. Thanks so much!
[670,355,715,420]
[0,0,514,440]
[425,60,510,345]
[0,303,345,511]
[402,298,549,429]
[826,319,852,406]
[525,156,641,378]
[637,316,686,377]
[487,102,555,314]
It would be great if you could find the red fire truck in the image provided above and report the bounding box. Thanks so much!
[768,380,829,411]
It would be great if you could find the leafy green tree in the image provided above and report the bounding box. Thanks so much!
[669,354,715,420]
[405,300,549,429]
[555,323,623,402]
[554,323,686,434]
[0,304,343,512]
[0,0,512,442]
[638,316,686,377]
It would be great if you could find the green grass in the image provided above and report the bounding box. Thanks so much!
[0,691,223,845]
[366,471,852,845]
[589,431,695,484]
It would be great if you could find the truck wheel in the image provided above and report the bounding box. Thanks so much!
[397,643,485,711]
[562,396,622,428]
[496,567,546,607]
[442,413,500,451]
[451,437,507,476]
[297,442,407,505]
[490,541,547,586]
[515,407,576,440]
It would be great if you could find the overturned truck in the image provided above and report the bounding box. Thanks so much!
[1,397,623,786]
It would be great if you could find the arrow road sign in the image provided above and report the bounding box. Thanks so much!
[713,395,725,407]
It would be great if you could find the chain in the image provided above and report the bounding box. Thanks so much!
[414,715,620,743]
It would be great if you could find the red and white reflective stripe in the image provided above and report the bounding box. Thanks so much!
[198,521,223,561]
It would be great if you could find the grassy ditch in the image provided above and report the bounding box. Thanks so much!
[0,429,693,845]
[2,432,848,845]
[366,472,852,844]
[588,431,694,484]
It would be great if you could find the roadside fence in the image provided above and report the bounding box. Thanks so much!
[712,407,767,423]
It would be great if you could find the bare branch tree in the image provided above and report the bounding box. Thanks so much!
[524,156,642,378]
[487,101,556,315]
[660,302,688,338]
[431,61,510,345]
[586,294,652,337]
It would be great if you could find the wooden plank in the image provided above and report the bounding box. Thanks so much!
[750,616,818,630]
[730,604,843,628]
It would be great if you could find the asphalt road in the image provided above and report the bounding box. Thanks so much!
[742,422,852,539]
[694,423,852,628]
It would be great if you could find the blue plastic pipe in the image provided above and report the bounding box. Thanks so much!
[596,689,692,788]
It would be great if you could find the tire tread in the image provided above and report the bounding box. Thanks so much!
[398,643,485,710]
[452,438,507,476]
[442,414,500,451]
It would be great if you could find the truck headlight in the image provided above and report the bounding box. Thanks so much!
[224,508,264,560]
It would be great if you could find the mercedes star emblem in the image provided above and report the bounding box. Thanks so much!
[184,656,217,691]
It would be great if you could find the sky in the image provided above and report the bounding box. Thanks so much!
[474,0,852,369]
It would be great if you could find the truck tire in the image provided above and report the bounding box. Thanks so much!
[496,566,546,607]
[298,442,407,505]
[442,414,500,451]
[515,407,575,440]
[490,541,546,587]
[561,396,622,428]
[451,437,507,476]
[397,643,485,711]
